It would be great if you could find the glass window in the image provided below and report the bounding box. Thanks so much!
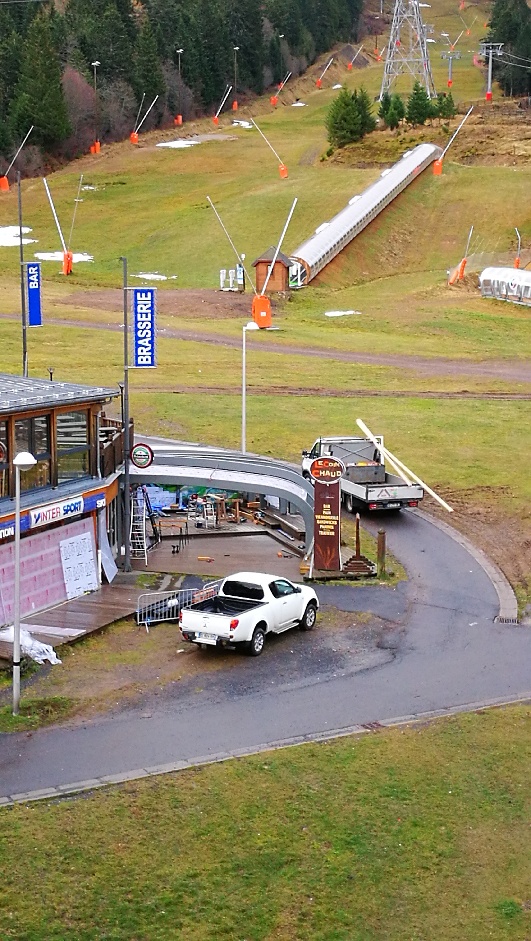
[56,410,91,483]
[0,420,8,498]
[57,450,89,481]
[15,415,51,492]
[56,411,88,451]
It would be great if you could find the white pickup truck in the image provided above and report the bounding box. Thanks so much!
[179,572,319,656]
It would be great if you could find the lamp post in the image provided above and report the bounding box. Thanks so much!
[120,257,131,572]
[242,321,259,453]
[12,450,36,716]
[279,34,284,78]
[91,60,100,144]
[233,46,239,106]
[176,48,183,76]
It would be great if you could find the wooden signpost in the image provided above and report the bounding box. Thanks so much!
[310,456,344,571]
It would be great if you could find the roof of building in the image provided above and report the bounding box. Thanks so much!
[252,246,292,268]
[0,374,118,415]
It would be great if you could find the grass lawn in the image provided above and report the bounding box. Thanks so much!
[0,705,529,940]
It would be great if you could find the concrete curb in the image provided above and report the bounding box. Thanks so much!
[413,508,519,622]
[1,692,529,808]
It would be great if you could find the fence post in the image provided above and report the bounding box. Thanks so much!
[377,528,386,577]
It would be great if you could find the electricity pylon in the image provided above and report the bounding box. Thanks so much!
[379,0,436,100]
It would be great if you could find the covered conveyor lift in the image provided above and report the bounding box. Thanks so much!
[289,142,442,286]
[129,445,315,550]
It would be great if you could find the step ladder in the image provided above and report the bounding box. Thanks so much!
[130,487,148,564]
[141,485,162,545]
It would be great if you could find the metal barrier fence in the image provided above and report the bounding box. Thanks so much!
[136,580,221,631]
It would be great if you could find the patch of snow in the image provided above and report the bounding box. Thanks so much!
[156,140,198,149]
[333,83,343,89]
[292,101,307,107]
[324,310,362,318]
[0,225,37,247]
[81,185,97,190]
[131,271,177,281]
[232,120,253,129]
[34,251,93,263]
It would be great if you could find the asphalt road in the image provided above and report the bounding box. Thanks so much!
[1,509,530,801]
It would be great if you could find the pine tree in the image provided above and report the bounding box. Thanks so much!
[355,85,376,135]
[438,91,456,119]
[9,13,70,149]
[386,102,400,130]
[134,20,165,104]
[406,80,433,126]
[391,93,405,122]
[326,87,362,148]
[378,91,391,121]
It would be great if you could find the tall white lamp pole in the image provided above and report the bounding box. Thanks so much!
[13,450,36,716]
[242,321,259,453]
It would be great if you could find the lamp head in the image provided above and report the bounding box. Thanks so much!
[92,60,101,67]
[234,46,240,52]
[14,451,36,472]
[244,321,259,332]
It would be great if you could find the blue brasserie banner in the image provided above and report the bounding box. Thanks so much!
[132,287,156,368]
[26,262,42,327]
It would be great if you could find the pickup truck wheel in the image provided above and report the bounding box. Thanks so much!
[249,627,265,656]
[299,603,317,631]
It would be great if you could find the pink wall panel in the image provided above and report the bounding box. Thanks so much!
[0,517,96,626]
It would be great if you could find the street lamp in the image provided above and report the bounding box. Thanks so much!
[233,46,239,106]
[279,34,284,78]
[242,321,259,453]
[12,450,36,716]
[176,48,183,76]
[91,60,100,145]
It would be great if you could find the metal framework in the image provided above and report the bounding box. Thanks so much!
[380,0,436,99]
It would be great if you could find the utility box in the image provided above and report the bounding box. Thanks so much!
[252,294,272,328]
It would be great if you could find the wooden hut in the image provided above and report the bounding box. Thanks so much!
[252,247,291,294]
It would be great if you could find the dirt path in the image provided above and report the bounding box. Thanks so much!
[2,306,530,384]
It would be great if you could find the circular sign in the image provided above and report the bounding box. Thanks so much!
[0,441,7,463]
[309,456,345,484]
[130,443,154,469]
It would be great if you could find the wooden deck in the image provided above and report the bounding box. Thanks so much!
[0,575,146,663]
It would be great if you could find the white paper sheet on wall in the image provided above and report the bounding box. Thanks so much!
[60,532,98,600]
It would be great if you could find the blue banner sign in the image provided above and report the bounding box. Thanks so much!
[26,262,42,327]
[132,288,156,368]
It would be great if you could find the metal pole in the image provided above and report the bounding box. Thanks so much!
[121,256,131,572]
[377,529,386,578]
[242,325,247,453]
[487,47,493,100]
[234,46,240,101]
[17,172,28,378]
[12,465,21,715]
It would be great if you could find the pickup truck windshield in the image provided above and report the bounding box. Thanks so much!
[222,580,265,601]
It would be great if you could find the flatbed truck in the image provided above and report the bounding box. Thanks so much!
[302,436,424,512]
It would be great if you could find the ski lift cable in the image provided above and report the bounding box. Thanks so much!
[135,95,159,133]
[43,178,67,253]
[4,126,33,177]
[133,93,146,134]
[261,197,297,296]
[206,195,257,295]
[67,173,84,252]
[250,117,283,164]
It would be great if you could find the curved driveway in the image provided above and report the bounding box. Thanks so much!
[1,509,530,803]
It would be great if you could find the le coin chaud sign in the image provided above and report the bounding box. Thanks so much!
[309,456,345,483]
[310,457,344,571]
